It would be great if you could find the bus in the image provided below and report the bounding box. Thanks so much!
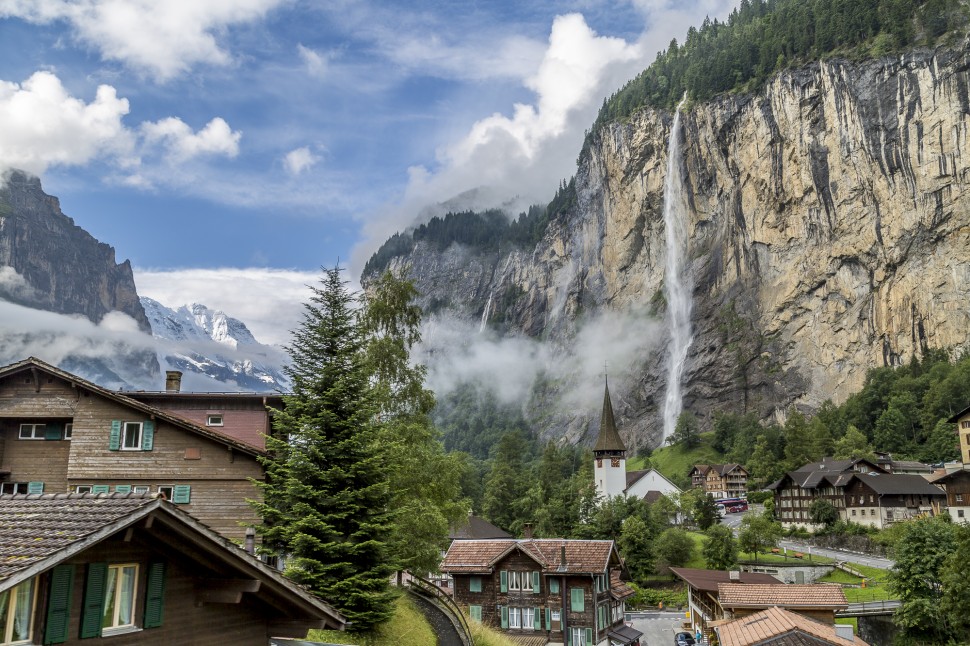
[714,498,748,513]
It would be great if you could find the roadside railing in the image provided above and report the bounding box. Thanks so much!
[406,573,474,646]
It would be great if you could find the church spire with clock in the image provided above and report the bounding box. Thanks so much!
[593,378,627,500]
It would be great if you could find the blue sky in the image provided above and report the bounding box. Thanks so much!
[0,0,737,344]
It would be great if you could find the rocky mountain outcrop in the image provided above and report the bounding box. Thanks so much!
[374,43,970,449]
[141,298,289,391]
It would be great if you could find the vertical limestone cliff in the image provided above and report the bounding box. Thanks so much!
[379,44,970,449]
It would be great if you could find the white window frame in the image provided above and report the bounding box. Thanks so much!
[18,423,45,440]
[206,414,224,427]
[132,485,150,495]
[523,607,535,631]
[102,564,138,633]
[75,485,93,493]
[0,577,36,644]
[0,483,28,495]
[64,423,73,440]
[509,571,521,591]
[508,606,521,629]
[157,485,174,501]
[570,627,587,646]
[120,422,143,450]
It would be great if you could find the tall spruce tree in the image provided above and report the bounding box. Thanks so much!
[253,267,395,631]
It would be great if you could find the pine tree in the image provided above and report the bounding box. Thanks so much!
[253,267,395,631]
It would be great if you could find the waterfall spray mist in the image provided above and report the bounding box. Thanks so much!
[661,96,692,443]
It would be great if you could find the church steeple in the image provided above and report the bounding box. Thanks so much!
[594,378,626,455]
[593,378,627,501]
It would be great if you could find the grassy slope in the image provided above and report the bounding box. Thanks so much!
[309,594,436,646]
[628,432,724,488]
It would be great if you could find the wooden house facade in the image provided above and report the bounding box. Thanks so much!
[843,473,945,529]
[689,464,749,500]
[441,539,641,646]
[0,493,344,645]
[0,358,273,541]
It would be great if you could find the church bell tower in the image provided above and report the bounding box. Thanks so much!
[593,378,627,500]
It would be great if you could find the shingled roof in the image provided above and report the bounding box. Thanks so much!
[441,539,620,575]
[593,379,626,453]
[669,568,779,593]
[717,584,847,610]
[715,606,867,646]
[848,473,945,496]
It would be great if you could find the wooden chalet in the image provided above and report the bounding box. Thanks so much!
[441,538,642,646]
[0,357,274,541]
[843,472,945,528]
[714,606,868,646]
[931,468,970,523]
[669,568,779,641]
[689,464,748,500]
[768,458,885,530]
[716,583,847,624]
[0,493,344,645]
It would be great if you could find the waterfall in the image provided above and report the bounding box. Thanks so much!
[661,96,693,443]
[479,292,493,333]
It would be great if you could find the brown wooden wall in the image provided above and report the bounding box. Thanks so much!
[0,427,71,490]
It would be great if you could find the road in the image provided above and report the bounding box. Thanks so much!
[627,611,690,646]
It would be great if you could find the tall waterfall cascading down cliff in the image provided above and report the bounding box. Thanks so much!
[661,97,692,443]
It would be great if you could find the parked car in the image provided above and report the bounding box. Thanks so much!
[675,631,696,645]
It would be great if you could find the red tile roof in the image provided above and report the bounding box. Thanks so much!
[718,584,847,609]
[441,539,618,574]
[715,606,867,645]
[670,568,779,592]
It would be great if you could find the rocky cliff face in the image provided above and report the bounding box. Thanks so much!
[378,44,970,449]
[0,170,151,331]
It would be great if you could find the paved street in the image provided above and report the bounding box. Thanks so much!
[777,539,894,570]
[627,610,688,646]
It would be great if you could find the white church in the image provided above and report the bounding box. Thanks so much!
[593,379,682,502]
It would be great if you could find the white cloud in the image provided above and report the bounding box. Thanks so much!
[0,71,132,175]
[297,44,329,77]
[0,0,285,81]
[141,117,241,161]
[135,267,320,346]
[283,146,320,175]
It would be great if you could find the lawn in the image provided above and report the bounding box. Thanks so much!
[817,562,894,603]
[308,594,435,646]
[629,432,723,487]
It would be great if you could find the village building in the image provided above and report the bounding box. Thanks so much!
[716,583,848,624]
[670,568,779,641]
[0,493,344,645]
[714,606,868,646]
[949,403,970,466]
[843,472,945,529]
[440,538,642,646]
[593,380,681,503]
[688,464,749,500]
[768,458,885,531]
[0,357,275,541]
[931,469,970,523]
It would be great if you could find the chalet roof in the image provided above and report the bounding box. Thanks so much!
[717,584,847,610]
[593,379,626,453]
[693,464,747,477]
[947,403,970,423]
[625,468,682,494]
[669,568,779,593]
[769,458,883,491]
[929,468,970,485]
[450,515,513,540]
[715,606,866,646]
[848,473,945,497]
[441,539,619,575]
[610,570,635,600]
[0,357,265,457]
[0,493,345,629]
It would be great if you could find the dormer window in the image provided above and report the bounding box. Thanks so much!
[207,414,224,427]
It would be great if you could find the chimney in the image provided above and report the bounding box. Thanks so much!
[560,544,567,570]
[245,527,256,555]
[165,370,182,393]
[729,570,740,581]
[522,523,534,539]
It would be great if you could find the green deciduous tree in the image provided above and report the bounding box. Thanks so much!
[809,499,839,529]
[832,425,875,461]
[889,515,958,642]
[941,524,970,642]
[668,411,701,448]
[703,524,738,571]
[253,267,395,631]
[619,515,654,583]
[654,527,695,576]
[738,514,782,562]
[694,493,721,531]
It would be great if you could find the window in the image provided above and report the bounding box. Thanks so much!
[206,414,224,427]
[509,571,533,591]
[132,486,150,495]
[18,423,45,440]
[959,510,965,518]
[962,420,970,429]
[957,494,964,503]
[75,485,93,493]
[570,627,591,646]
[549,578,559,594]
[157,485,174,501]
[469,577,481,593]
[0,483,28,495]
[469,605,482,622]
[103,564,138,632]
[523,607,535,630]
[122,423,143,450]
[0,578,34,644]
[571,587,584,612]
[509,607,521,629]
[861,509,866,516]
[64,423,73,440]
[851,509,857,516]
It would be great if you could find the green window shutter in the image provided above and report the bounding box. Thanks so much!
[585,628,592,645]
[141,420,154,451]
[45,423,63,440]
[469,605,481,622]
[500,605,508,629]
[172,485,191,504]
[532,571,540,593]
[470,576,481,593]
[550,578,559,594]
[27,481,44,494]
[44,563,74,644]
[109,420,121,451]
[500,570,508,593]
[91,485,109,494]
[114,485,132,494]
[143,562,166,628]
[534,607,541,630]
[545,607,551,630]
[571,587,584,612]
[80,562,107,639]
